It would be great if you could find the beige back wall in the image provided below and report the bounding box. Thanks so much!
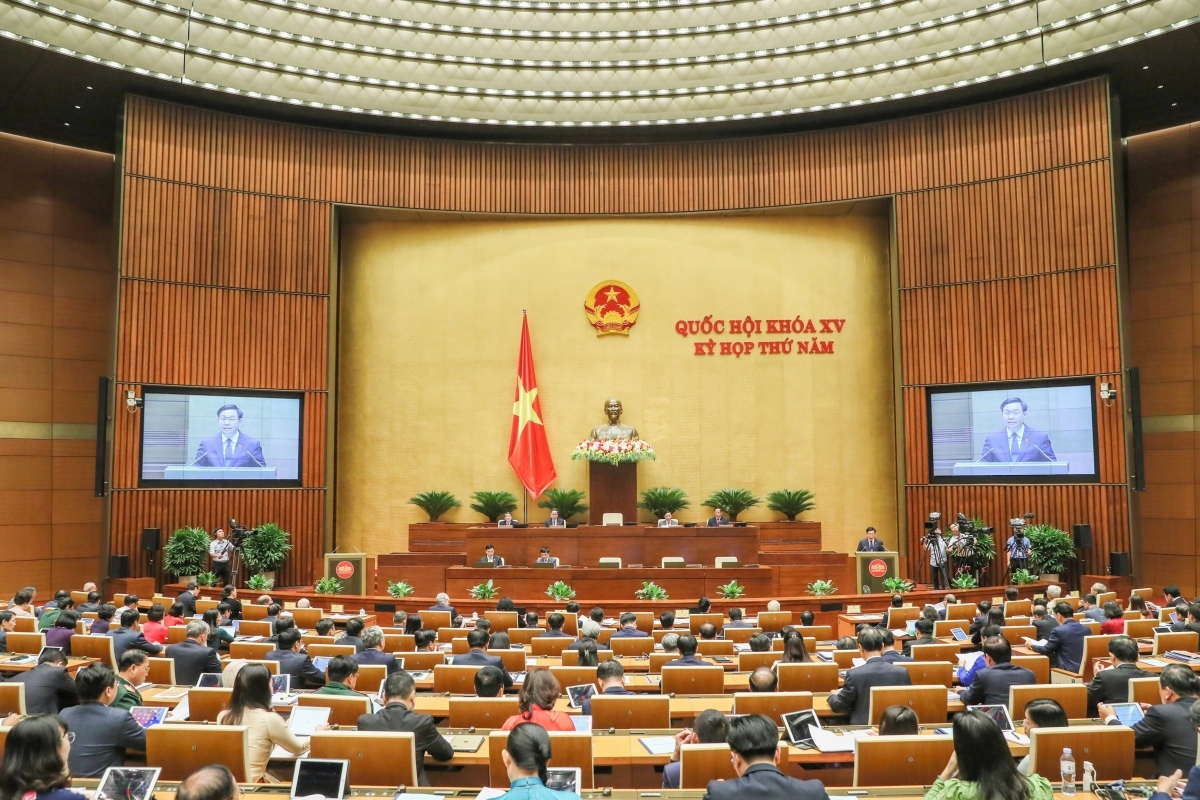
[336,212,895,556]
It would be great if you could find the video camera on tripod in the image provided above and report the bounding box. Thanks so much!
[948,512,993,560]
[228,518,256,549]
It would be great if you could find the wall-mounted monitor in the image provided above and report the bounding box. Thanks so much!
[928,380,1098,483]
[139,388,302,487]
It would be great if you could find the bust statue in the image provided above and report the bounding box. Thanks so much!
[589,397,639,440]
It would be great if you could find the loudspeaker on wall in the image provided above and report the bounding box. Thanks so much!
[1073,524,1092,549]
[109,554,129,579]
[141,528,161,552]
[1110,552,1131,577]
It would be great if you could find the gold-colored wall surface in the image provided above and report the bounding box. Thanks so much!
[336,212,895,555]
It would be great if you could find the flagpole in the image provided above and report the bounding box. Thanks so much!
[523,489,528,525]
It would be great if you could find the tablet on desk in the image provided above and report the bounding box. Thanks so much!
[272,674,291,695]
[950,627,968,641]
[288,705,330,737]
[311,656,332,674]
[290,759,348,800]
[968,704,1014,731]
[129,707,168,729]
[196,673,222,688]
[96,767,160,800]
[566,684,594,709]
[545,767,582,796]
[781,709,821,747]
[1108,703,1145,727]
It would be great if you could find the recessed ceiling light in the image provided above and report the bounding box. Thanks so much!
[86,86,92,90]
[63,122,69,126]
[74,105,80,109]
[1157,85,1164,89]
[1172,102,1178,106]
[1142,65,1148,69]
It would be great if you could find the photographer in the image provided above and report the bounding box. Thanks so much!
[924,514,950,590]
[1006,521,1031,575]
[209,528,233,586]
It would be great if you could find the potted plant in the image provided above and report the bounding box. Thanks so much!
[163,527,211,582]
[545,581,576,602]
[702,489,760,521]
[196,571,220,588]
[386,580,415,598]
[470,491,519,522]
[1026,524,1075,580]
[765,489,816,521]
[1011,568,1038,585]
[807,579,837,596]
[315,576,342,595]
[635,581,669,600]
[882,577,915,594]
[240,523,292,582]
[537,489,588,521]
[410,491,461,522]
[717,579,745,599]
[951,571,979,589]
[637,487,690,519]
[246,573,274,591]
[469,579,500,600]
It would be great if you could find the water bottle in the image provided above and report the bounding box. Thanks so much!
[1060,748,1076,796]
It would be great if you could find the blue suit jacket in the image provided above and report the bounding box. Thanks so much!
[958,662,1037,706]
[664,655,707,668]
[59,702,146,778]
[827,656,912,725]
[857,538,887,552]
[194,433,265,467]
[108,626,163,658]
[703,763,829,800]
[610,626,649,638]
[453,649,512,688]
[1032,618,1088,673]
[354,648,401,675]
[266,649,326,687]
[981,426,1055,462]
[582,684,634,716]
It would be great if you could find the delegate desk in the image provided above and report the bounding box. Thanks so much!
[446,566,772,602]
[465,525,760,567]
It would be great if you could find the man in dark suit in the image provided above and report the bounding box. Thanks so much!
[706,508,731,527]
[165,620,222,686]
[453,629,512,689]
[958,636,1036,706]
[8,648,79,714]
[611,612,649,638]
[1080,594,1106,623]
[904,618,937,657]
[539,612,572,637]
[479,544,504,566]
[77,592,103,613]
[193,404,266,468]
[856,527,887,552]
[663,708,728,789]
[664,634,708,667]
[725,608,752,628]
[1030,602,1088,673]
[108,609,164,659]
[1032,604,1059,640]
[59,663,147,777]
[827,627,912,725]
[176,583,200,616]
[583,659,634,715]
[340,617,366,653]
[266,629,326,688]
[545,509,567,527]
[879,630,912,663]
[353,626,401,675]
[1179,603,1200,634]
[1087,635,1153,715]
[1100,664,1200,776]
[980,397,1056,462]
[429,593,457,618]
[701,714,830,800]
[357,672,453,786]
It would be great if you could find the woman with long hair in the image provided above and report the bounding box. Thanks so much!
[44,610,78,654]
[0,715,85,800]
[1101,601,1126,634]
[779,630,812,663]
[501,668,574,731]
[1128,594,1151,619]
[404,614,423,636]
[490,631,512,650]
[926,710,1053,800]
[217,664,316,781]
[877,705,919,736]
[204,608,234,650]
[575,639,599,668]
[493,722,577,798]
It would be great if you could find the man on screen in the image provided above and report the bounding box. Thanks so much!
[194,404,266,468]
[981,397,1055,462]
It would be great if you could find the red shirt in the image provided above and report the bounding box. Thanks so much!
[164,615,186,628]
[142,620,169,644]
[1101,617,1125,635]
[501,706,576,732]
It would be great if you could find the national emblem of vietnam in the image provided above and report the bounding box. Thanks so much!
[584,281,641,336]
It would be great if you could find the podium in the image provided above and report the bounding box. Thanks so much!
[855,551,899,594]
[588,462,638,525]
[951,461,1070,476]
[324,552,372,596]
[163,466,278,479]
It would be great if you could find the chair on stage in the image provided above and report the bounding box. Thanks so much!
[188,688,233,722]
[714,557,739,569]
[307,644,356,657]
[869,686,947,724]
[662,666,724,695]
[147,657,176,685]
[689,614,724,634]
[912,643,960,664]
[661,557,685,568]
[489,731,593,788]
[737,652,780,672]
[0,684,26,716]
[434,665,483,693]
[310,731,418,786]
[854,735,954,787]
[394,651,446,671]
[560,649,612,666]
[146,725,248,782]
[485,611,518,633]
[598,557,622,568]
[1011,655,1050,684]
[354,665,388,694]
[298,693,370,726]
[731,692,812,724]
[589,695,670,729]
[899,661,953,688]
[1129,677,1161,705]
[549,666,597,689]
[1028,726,1134,780]
[1010,684,1087,719]
[776,663,839,692]
[71,634,116,668]
[601,514,623,526]
[448,697,519,728]
[757,612,792,633]
[679,744,738,788]
[7,632,43,655]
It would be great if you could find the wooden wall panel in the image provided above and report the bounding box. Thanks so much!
[904,387,930,486]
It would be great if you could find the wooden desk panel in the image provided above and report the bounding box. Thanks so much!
[446,567,772,602]
[463,526,760,568]
[376,552,466,595]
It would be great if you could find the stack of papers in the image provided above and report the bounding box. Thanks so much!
[1021,637,1048,647]
[810,727,870,753]
[638,736,677,755]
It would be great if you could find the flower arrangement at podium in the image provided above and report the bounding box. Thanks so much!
[571,437,656,466]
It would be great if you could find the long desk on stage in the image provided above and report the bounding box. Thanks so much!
[445,566,772,601]
[463,525,760,567]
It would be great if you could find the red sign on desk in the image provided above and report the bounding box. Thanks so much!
[869,559,887,578]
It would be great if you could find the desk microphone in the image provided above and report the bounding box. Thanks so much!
[1028,441,1057,462]
[185,450,210,467]
[237,443,266,468]
[973,446,993,462]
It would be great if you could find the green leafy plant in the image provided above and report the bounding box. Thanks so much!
[470,491,519,522]
[716,579,745,599]
[545,581,576,602]
[163,527,211,578]
[315,576,342,595]
[410,491,461,522]
[635,581,669,600]
[387,580,415,598]
[637,487,690,519]
[702,489,761,521]
[537,488,588,521]
[240,523,292,574]
[196,571,220,588]
[1011,568,1038,585]
[882,577,915,594]
[807,579,837,596]
[951,571,979,589]
[1025,523,1075,575]
[765,489,816,521]
[468,579,500,600]
[246,573,275,591]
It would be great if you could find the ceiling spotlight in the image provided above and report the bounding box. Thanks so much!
[1142,65,1148,69]
[86,86,92,90]
[74,105,80,109]
[63,122,70,126]
[1172,102,1178,106]
[1157,85,1164,89]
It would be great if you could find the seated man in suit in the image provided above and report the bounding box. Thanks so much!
[725,608,752,628]
[266,628,326,688]
[980,397,1055,463]
[663,708,729,789]
[903,618,938,657]
[1100,664,1200,776]
[1087,634,1153,716]
[1031,604,1058,640]
[77,592,103,614]
[314,655,371,699]
[193,404,266,468]
[879,630,912,663]
[610,612,649,638]
[357,671,453,786]
[856,526,887,552]
[497,512,514,528]
[534,547,559,567]
[453,629,513,689]
[353,626,401,675]
[545,509,567,527]
[827,627,912,725]
[429,593,457,618]
[664,634,707,667]
[112,650,149,711]
[1080,594,1106,623]
[702,714,830,800]
[706,507,731,527]
[474,666,506,698]
[340,617,366,653]
[60,664,147,777]
[108,608,164,659]
[1029,601,1088,673]
[165,620,222,686]
[658,511,681,527]
[177,582,200,617]
[538,613,572,638]
[957,636,1036,706]
[1149,703,1200,800]
[698,623,718,641]
[479,544,504,567]
[582,659,634,715]
[748,633,772,653]
[8,647,78,714]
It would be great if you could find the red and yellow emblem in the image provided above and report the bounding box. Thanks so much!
[584,281,640,336]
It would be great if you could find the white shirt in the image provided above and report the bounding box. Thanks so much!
[210,539,232,561]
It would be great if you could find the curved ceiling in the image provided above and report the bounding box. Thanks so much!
[0,0,1196,129]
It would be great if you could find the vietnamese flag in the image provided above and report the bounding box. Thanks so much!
[508,313,557,497]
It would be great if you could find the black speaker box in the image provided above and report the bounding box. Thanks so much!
[1073,523,1092,549]
[141,528,161,552]
[820,602,843,612]
[1110,552,1131,576]
[109,554,129,578]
